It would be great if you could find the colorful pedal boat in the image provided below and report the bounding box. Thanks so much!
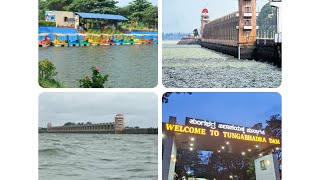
[123,35,134,44]
[133,34,153,44]
[38,33,51,47]
[153,36,158,43]
[88,34,101,46]
[101,34,115,45]
[66,34,79,46]
[112,34,125,45]
[52,33,68,47]
[77,34,91,46]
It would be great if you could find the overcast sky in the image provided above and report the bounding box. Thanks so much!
[163,0,269,33]
[39,93,158,128]
[117,0,158,7]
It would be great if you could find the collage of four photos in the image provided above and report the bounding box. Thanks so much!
[38,0,282,180]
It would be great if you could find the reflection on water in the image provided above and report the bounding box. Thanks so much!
[39,134,158,180]
[39,44,158,88]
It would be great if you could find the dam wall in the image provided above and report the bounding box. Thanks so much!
[200,40,281,67]
[123,128,158,134]
[177,38,199,45]
[44,114,158,134]
[42,124,158,134]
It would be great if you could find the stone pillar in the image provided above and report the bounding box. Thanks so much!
[47,123,52,132]
[254,153,280,180]
[115,114,125,134]
[162,116,177,180]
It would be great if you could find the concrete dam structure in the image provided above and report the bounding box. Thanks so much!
[43,114,157,134]
[195,0,281,67]
[177,37,199,45]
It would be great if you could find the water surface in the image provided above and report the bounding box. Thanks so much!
[39,44,158,88]
[162,41,281,88]
[39,134,158,180]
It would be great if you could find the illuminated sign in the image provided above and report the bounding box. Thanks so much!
[222,131,267,143]
[188,118,216,129]
[187,118,265,135]
[165,124,206,135]
[164,123,280,145]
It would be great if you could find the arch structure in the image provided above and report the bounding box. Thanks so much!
[162,116,281,180]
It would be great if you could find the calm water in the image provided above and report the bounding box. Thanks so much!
[162,41,281,88]
[39,44,158,88]
[39,134,158,180]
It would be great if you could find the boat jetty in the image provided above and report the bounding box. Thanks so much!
[39,11,158,47]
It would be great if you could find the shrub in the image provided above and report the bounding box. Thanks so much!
[39,59,57,80]
[39,20,56,27]
[39,78,62,88]
[79,66,108,88]
[39,59,62,88]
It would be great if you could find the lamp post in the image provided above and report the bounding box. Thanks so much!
[230,175,234,180]
[154,12,157,30]
[237,10,242,60]
[187,170,191,179]
[238,27,241,60]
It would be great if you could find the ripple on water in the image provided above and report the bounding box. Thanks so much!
[39,45,158,88]
[39,134,157,180]
[162,43,281,88]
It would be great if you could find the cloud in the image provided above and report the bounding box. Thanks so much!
[39,92,158,128]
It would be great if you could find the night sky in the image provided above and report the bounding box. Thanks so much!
[162,92,281,128]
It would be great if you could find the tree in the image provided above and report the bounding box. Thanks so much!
[193,152,217,179]
[265,114,282,176]
[64,0,118,14]
[141,5,158,28]
[63,122,76,126]
[38,0,158,30]
[251,123,262,130]
[38,0,118,15]
[129,0,152,12]
[116,5,132,18]
[175,149,202,179]
[38,59,62,88]
[265,114,281,139]
[127,0,152,26]
[46,0,73,11]
[193,29,199,38]
[38,59,58,81]
[162,92,192,103]
[257,3,277,32]
[39,0,49,20]
[205,152,256,180]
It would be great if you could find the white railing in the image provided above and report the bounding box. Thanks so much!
[257,29,277,39]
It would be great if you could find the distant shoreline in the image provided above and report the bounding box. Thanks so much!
[39,127,158,134]
[162,40,179,44]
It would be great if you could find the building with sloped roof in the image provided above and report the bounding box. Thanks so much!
[45,11,128,30]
